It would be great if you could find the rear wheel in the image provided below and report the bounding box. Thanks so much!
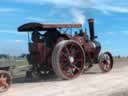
[0,71,12,93]
[52,40,85,80]
[99,52,113,72]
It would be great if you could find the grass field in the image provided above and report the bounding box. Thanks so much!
[0,57,127,77]
[0,57,127,68]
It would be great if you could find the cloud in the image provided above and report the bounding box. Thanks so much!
[12,0,92,8]
[26,17,50,23]
[0,29,15,33]
[15,40,24,43]
[26,17,44,22]
[108,6,128,13]
[122,31,128,35]
[8,0,128,14]
[0,8,19,13]
[0,39,27,56]
[71,9,86,24]
[99,31,115,37]
[94,5,128,14]
[0,29,26,35]
[1,39,24,44]
[106,32,115,35]
[100,31,128,38]
[91,0,128,14]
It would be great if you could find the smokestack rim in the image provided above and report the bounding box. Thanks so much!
[88,18,94,23]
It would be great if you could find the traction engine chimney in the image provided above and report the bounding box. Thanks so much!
[88,18,95,41]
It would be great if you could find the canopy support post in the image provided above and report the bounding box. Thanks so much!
[27,32,30,43]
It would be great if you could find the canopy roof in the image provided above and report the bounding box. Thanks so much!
[18,22,82,32]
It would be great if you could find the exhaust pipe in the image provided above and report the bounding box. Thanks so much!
[88,18,95,41]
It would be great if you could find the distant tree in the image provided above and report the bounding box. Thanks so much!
[117,55,121,59]
[114,56,117,58]
[18,54,27,58]
[0,54,9,59]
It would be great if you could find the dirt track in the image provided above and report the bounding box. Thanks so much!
[1,60,128,96]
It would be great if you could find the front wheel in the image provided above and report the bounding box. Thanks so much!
[99,52,113,72]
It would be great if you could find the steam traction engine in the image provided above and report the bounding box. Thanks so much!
[18,18,113,80]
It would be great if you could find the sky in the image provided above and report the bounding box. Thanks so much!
[0,0,128,56]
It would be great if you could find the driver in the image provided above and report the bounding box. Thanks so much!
[43,28,60,48]
[32,30,41,42]
[79,29,89,41]
[31,30,46,65]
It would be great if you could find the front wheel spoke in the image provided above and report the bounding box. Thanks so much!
[103,60,110,70]
[106,55,110,60]
[104,64,108,70]
[106,64,110,69]
[107,60,111,64]
[102,55,106,60]
[103,64,106,70]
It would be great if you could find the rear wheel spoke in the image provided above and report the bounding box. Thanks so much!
[73,65,80,72]
[61,51,67,57]
[65,47,71,57]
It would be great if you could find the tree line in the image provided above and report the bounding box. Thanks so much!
[0,54,127,59]
[0,54,27,59]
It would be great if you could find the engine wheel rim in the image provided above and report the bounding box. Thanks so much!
[59,42,84,78]
[99,53,113,72]
[0,72,11,92]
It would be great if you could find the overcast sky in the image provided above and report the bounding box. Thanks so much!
[0,0,128,56]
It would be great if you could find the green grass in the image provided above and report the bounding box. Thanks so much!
[0,57,127,70]
[15,59,28,66]
[0,58,28,68]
